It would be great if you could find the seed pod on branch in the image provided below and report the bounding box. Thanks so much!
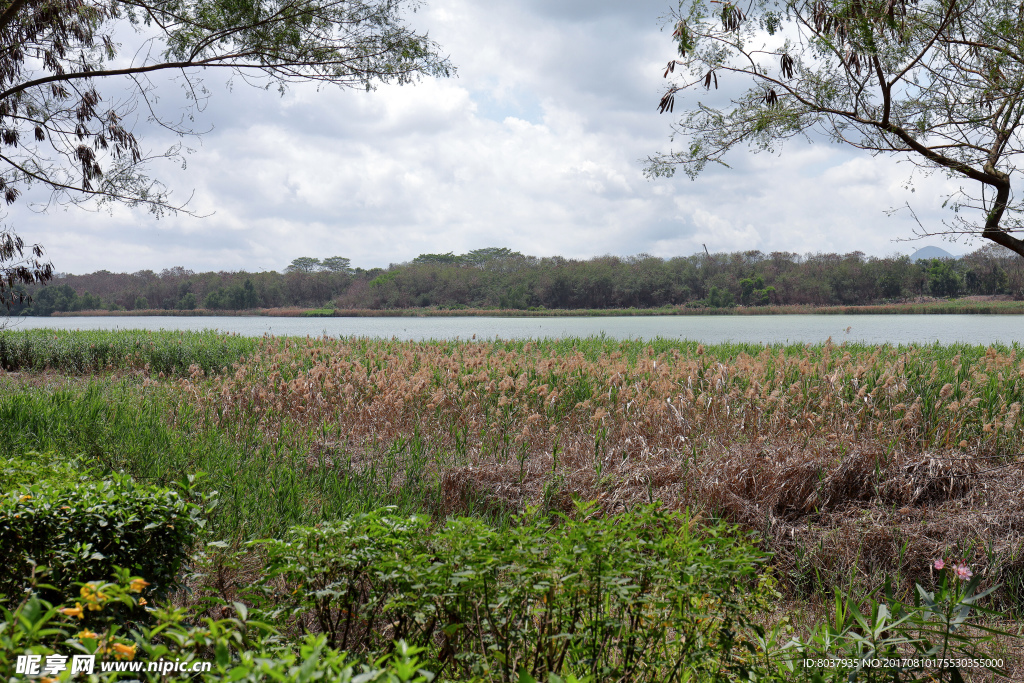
[720,3,744,31]
[658,88,678,114]
[780,53,794,79]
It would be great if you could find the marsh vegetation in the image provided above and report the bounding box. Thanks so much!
[1,329,1021,680]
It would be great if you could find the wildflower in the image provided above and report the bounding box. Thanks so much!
[129,578,149,593]
[17,494,31,502]
[111,642,136,660]
[61,603,84,619]
[933,559,945,570]
[138,598,147,606]
[81,583,107,610]
[955,563,973,580]
[76,629,99,640]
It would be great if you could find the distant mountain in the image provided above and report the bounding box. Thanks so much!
[909,246,956,262]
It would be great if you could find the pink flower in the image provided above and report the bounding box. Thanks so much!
[955,563,973,580]
[933,559,945,570]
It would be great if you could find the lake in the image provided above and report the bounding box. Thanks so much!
[5,314,1024,345]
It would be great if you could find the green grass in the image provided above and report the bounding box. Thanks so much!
[0,329,259,375]
[4,330,1024,542]
[0,381,465,543]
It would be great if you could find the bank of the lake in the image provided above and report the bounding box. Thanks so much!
[9,312,1024,345]
[44,297,1024,318]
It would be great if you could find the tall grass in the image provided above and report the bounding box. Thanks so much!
[0,382,465,542]
[196,336,1024,457]
[176,335,1024,607]
[5,330,1024,611]
[0,329,258,375]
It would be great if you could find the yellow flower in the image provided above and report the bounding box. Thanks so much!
[129,578,150,593]
[138,598,147,606]
[76,629,99,640]
[18,494,31,502]
[80,583,107,610]
[61,603,84,619]
[111,642,136,660]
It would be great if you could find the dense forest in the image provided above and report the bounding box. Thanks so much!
[7,245,1023,315]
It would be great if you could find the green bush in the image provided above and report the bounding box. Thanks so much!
[254,502,774,682]
[0,473,204,608]
[0,570,436,682]
[0,451,98,496]
[765,560,1014,682]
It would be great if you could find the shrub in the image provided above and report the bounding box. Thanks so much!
[0,569,436,682]
[0,451,98,496]
[0,472,204,608]
[766,559,1014,682]
[254,502,774,682]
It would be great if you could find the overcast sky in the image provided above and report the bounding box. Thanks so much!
[12,0,977,274]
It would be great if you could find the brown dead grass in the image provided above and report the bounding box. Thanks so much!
[176,337,1024,611]
[430,439,1024,604]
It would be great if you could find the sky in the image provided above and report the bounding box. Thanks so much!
[10,0,979,274]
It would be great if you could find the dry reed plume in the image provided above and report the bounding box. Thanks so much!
[179,337,1024,602]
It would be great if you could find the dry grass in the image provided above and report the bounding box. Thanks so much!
[176,337,1024,610]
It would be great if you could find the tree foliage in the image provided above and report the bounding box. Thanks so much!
[649,0,1024,257]
[285,256,323,274]
[320,256,352,273]
[0,228,51,310]
[12,246,1024,314]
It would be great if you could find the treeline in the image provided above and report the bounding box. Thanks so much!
[6,245,1023,315]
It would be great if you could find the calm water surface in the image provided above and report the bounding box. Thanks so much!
[6,314,1024,345]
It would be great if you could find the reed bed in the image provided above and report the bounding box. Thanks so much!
[180,336,1024,607]
[0,329,258,375]
[193,336,1024,459]
[3,329,1023,612]
[4,329,1021,680]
